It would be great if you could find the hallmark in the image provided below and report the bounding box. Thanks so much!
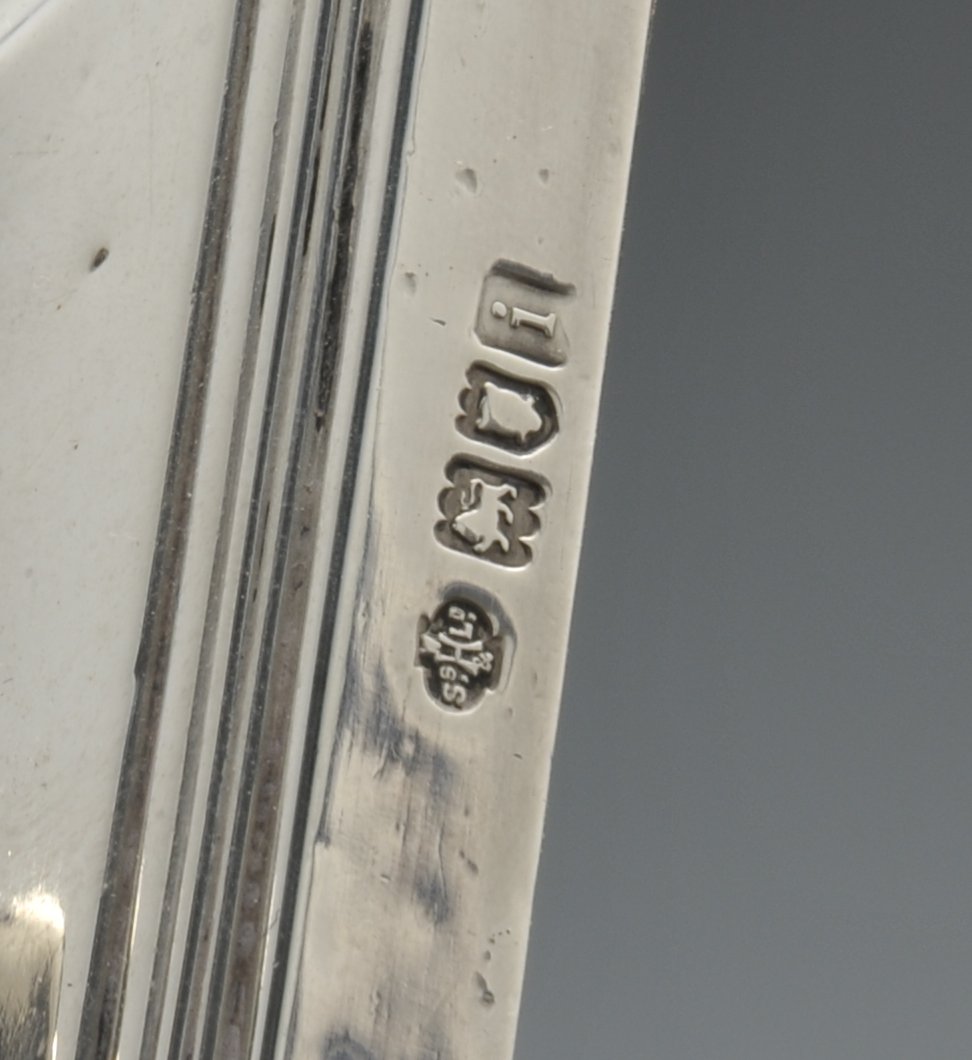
[456,363,558,455]
[435,457,545,568]
[417,598,503,711]
[474,261,574,366]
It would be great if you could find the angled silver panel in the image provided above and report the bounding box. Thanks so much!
[0,0,654,1055]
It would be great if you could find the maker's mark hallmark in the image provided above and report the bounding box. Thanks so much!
[435,457,545,568]
[417,598,503,711]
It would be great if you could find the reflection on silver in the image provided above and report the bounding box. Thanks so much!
[0,893,64,1060]
[0,0,653,1055]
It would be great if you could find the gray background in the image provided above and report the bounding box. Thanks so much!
[518,2,972,1057]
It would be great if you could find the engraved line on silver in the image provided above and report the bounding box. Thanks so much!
[260,0,429,1052]
[77,0,264,1054]
[197,3,385,1057]
[163,2,351,1055]
[140,4,311,1057]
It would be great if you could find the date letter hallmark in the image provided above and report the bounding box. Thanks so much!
[435,458,545,568]
[456,363,558,455]
[417,599,503,711]
[474,261,574,367]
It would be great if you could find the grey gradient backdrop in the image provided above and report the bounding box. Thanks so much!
[517,2,972,1058]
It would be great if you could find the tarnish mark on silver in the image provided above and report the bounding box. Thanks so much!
[435,456,545,567]
[412,825,452,925]
[320,654,460,924]
[417,597,503,711]
[323,1033,378,1060]
[0,892,64,1060]
[457,362,558,455]
[475,260,574,366]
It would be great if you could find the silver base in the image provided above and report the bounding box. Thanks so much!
[0,0,653,1055]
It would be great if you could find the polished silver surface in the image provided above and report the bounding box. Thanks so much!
[0,0,653,1055]
[0,893,63,1060]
